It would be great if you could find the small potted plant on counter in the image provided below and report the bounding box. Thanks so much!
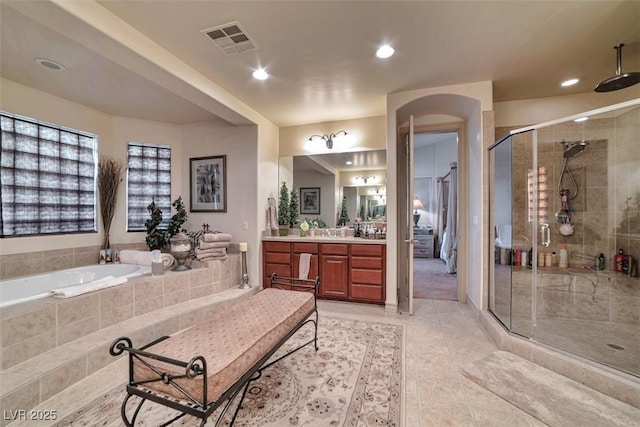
[278,182,290,236]
[289,185,299,232]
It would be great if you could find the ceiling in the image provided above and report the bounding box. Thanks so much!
[1,1,639,127]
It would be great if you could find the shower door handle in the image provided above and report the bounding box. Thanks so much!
[540,223,551,247]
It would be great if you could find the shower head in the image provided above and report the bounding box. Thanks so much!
[595,44,640,92]
[563,141,588,158]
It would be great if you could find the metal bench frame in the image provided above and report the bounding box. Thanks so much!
[109,274,319,426]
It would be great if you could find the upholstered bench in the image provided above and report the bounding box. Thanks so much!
[110,275,319,426]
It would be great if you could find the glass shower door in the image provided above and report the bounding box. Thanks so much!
[489,135,513,329]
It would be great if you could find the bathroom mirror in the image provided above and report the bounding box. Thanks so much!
[279,149,387,227]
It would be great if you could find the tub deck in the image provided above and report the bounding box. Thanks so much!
[0,256,243,426]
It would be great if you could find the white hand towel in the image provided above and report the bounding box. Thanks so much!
[51,276,128,298]
[299,253,311,280]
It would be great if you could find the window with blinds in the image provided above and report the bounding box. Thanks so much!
[0,112,97,237]
[126,143,171,232]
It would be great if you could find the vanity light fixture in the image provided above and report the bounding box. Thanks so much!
[306,130,348,149]
[355,175,375,184]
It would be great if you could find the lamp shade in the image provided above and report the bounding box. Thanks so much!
[413,198,424,210]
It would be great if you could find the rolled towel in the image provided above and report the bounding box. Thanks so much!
[198,241,230,249]
[299,253,311,280]
[52,276,128,298]
[134,251,154,266]
[119,250,154,266]
[119,250,140,265]
[202,233,233,242]
[160,253,175,269]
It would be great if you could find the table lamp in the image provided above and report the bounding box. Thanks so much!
[413,198,424,227]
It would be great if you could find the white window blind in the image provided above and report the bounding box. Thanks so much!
[126,143,171,231]
[0,112,97,237]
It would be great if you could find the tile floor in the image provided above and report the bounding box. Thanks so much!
[318,298,546,426]
[16,298,548,427]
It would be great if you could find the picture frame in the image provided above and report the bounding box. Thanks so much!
[300,187,321,214]
[190,155,227,212]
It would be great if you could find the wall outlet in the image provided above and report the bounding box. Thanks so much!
[242,221,248,230]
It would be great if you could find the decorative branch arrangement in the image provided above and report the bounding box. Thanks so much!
[98,156,124,249]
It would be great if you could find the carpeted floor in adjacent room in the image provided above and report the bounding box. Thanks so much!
[413,257,457,300]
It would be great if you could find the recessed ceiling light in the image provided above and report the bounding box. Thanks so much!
[34,57,66,71]
[376,45,394,59]
[561,78,580,87]
[574,117,588,122]
[252,68,269,80]
[345,161,353,165]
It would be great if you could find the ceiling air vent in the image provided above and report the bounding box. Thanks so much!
[202,21,258,55]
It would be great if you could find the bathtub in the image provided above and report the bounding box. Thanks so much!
[0,263,151,308]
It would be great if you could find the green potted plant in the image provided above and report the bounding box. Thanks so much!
[338,196,349,226]
[277,182,290,236]
[289,185,299,230]
[145,196,188,250]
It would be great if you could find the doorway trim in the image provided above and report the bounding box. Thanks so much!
[398,121,468,303]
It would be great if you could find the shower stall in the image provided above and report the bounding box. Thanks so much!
[489,99,640,378]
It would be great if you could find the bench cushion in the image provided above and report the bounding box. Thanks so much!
[133,288,315,403]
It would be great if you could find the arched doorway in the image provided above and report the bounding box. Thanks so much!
[385,83,493,314]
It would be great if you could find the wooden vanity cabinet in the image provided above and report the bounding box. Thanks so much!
[262,241,292,287]
[319,244,349,299]
[262,240,386,304]
[292,242,319,282]
[350,244,386,302]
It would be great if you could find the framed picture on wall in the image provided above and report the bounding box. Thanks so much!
[300,187,321,214]
[190,155,227,212]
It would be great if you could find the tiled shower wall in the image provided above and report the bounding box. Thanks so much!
[496,105,640,271]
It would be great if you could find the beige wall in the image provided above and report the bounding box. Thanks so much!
[181,121,262,282]
[1,79,113,255]
[494,90,638,129]
[0,78,266,274]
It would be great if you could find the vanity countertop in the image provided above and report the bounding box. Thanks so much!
[262,235,386,245]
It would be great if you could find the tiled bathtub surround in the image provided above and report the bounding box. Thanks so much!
[0,243,147,280]
[0,255,244,426]
[0,256,240,370]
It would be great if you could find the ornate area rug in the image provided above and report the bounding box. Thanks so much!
[55,316,403,426]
